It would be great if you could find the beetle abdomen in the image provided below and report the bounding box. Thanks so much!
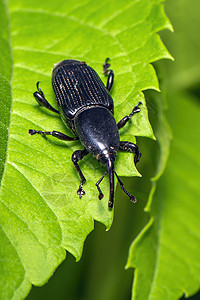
[52,60,114,119]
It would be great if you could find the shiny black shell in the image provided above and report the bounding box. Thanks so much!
[74,106,120,163]
[52,60,114,132]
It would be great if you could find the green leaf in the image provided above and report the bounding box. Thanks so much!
[160,0,200,91]
[0,0,172,298]
[0,0,12,184]
[126,92,200,299]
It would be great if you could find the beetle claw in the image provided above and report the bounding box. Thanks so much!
[130,195,137,203]
[29,129,36,135]
[103,57,111,75]
[77,184,85,198]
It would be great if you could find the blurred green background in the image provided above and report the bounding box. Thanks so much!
[26,0,200,299]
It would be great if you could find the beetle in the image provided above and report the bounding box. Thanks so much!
[29,58,142,208]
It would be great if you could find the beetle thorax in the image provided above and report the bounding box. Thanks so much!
[74,106,120,164]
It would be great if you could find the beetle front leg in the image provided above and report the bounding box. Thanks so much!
[103,58,114,92]
[29,129,78,141]
[34,81,59,114]
[72,149,88,198]
[117,102,142,129]
[119,141,141,165]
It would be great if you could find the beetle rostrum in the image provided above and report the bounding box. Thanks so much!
[29,58,142,208]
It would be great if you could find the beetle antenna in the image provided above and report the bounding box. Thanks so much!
[114,172,137,203]
[96,171,107,200]
[107,157,115,209]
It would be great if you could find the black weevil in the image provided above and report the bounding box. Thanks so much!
[29,58,142,208]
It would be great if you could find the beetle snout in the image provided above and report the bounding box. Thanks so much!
[96,148,116,166]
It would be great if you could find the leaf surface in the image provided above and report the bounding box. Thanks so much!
[0,0,171,298]
[127,92,200,299]
[160,0,200,91]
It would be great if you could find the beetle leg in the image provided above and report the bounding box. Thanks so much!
[29,129,78,141]
[33,81,59,114]
[103,58,114,92]
[96,171,107,200]
[72,149,88,198]
[114,172,137,203]
[117,102,142,129]
[119,141,141,165]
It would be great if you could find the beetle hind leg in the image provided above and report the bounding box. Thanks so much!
[33,81,59,114]
[117,102,142,130]
[103,58,114,92]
